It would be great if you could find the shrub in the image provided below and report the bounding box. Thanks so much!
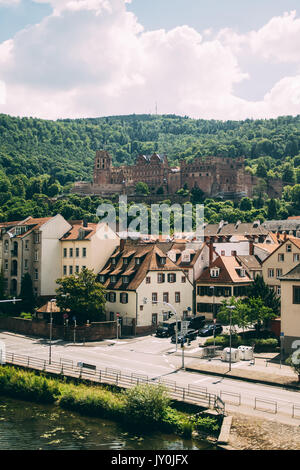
[0,366,59,403]
[123,384,170,425]
[189,415,220,436]
[204,335,243,348]
[250,338,278,352]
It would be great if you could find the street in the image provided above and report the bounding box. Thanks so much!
[1,330,300,425]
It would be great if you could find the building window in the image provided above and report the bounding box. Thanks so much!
[163,292,169,303]
[69,248,73,257]
[135,258,141,266]
[34,251,39,262]
[111,258,116,265]
[75,266,80,274]
[69,266,73,275]
[140,305,143,311]
[152,292,158,303]
[122,276,129,284]
[120,293,128,304]
[152,313,158,325]
[276,268,282,278]
[82,265,86,270]
[231,250,237,256]
[110,275,117,283]
[278,254,284,262]
[4,240,8,252]
[4,260,8,271]
[63,248,67,258]
[286,244,292,252]
[160,257,166,265]
[99,275,105,283]
[24,259,28,270]
[268,268,274,278]
[210,268,220,278]
[63,265,67,275]
[276,286,281,296]
[34,269,39,281]
[34,233,40,244]
[25,240,29,251]
[167,273,176,283]
[76,248,79,257]
[181,276,186,283]
[82,247,87,257]
[293,286,300,304]
[175,292,181,303]
[109,292,116,303]
[146,276,151,284]
[293,254,300,262]
[157,273,165,283]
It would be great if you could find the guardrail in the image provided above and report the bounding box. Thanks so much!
[2,351,225,415]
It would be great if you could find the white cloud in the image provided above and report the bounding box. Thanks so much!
[0,3,300,120]
[0,81,5,104]
[0,0,20,4]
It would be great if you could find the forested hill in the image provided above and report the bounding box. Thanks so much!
[1,113,300,186]
[0,113,299,223]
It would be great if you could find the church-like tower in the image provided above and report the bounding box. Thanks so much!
[93,150,112,185]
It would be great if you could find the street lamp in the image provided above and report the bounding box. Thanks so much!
[49,298,56,364]
[227,305,236,372]
[143,298,180,351]
[209,286,216,347]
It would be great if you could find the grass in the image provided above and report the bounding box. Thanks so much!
[0,366,221,438]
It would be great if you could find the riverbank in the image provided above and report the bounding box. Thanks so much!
[0,366,221,442]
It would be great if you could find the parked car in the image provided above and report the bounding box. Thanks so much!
[171,329,198,344]
[186,315,206,330]
[156,320,181,338]
[198,323,223,337]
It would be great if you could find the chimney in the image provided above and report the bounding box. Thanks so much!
[283,231,287,241]
[208,240,214,265]
[249,238,254,255]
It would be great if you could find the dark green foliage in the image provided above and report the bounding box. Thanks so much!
[19,273,36,314]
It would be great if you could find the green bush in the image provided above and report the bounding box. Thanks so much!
[19,312,33,320]
[204,335,243,348]
[189,415,220,436]
[123,384,170,425]
[0,366,59,403]
[250,338,278,352]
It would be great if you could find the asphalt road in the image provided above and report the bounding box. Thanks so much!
[1,331,300,425]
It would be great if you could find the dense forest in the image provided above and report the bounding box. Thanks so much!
[0,113,299,224]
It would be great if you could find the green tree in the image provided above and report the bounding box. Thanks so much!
[55,268,106,324]
[19,273,36,314]
[247,275,280,316]
[135,181,150,195]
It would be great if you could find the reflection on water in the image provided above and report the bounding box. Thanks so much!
[0,397,215,450]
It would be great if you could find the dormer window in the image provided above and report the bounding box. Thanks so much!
[210,268,220,278]
[111,258,116,265]
[160,257,166,265]
[110,275,117,283]
[123,276,129,284]
[135,258,141,266]
[236,268,246,278]
[123,258,128,266]
[99,275,105,283]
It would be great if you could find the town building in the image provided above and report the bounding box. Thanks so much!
[279,263,300,354]
[1,215,72,298]
[60,220,119,278]
[99,240,194,334]
[262,237,300,296]
[196,255,253,320]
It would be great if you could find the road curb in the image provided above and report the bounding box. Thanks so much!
[185,366,300,391]
[217,416,233,445]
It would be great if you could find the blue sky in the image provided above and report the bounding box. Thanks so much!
[0,0,300,120]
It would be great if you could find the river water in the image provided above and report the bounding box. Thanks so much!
[0,397,216,450]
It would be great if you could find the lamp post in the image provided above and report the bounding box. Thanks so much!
[227,305,236,372]
[209,286,216,347]
[143,298,180,351]
[49,298,56,364]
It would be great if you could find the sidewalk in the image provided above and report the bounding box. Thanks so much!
[178,349,300,389]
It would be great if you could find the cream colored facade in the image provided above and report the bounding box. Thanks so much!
[2,215,71,298]
[280,265,300,354]
[262,239,300,296]
[105,269,194,328]
[61,223,119,278]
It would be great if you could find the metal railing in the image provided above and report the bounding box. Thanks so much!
[3,351,225,414]
[3,350,300,420]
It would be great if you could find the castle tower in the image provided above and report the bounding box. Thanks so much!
[93,150,112,185]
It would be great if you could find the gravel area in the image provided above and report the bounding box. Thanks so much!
[228,413,300,450]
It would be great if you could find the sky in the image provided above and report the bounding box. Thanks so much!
[0,0,300,120]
